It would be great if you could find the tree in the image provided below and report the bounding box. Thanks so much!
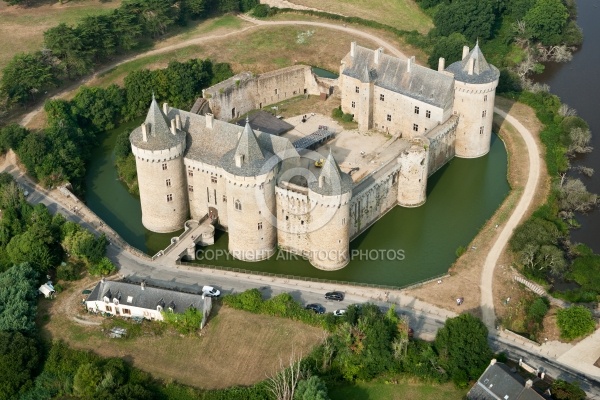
[557,178,598,213]
[0,51,55,106]
[0,331,39,400]
[6,231,58,272]
[72,85,126,132]
[523,0,569,46]
[433,0,499,42]
[0,263,39,333]
[434,314,492,386]
[294,376,329,400]
[0,124,28,152]
[556,306,596,340]
[44,23,92,78]
[427,33,469,70]
[89,257,116,277]
[73,363,103,398]
[567,127,592,155]
[509,217,562,252]
[267,350,304,400]
[551,379,586,400]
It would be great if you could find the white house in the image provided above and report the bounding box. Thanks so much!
[85,279,205,321]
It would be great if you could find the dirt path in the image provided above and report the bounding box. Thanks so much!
[481,108,541,330]
[20,14,405,127]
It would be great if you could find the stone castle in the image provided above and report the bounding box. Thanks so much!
[130,42,499,270]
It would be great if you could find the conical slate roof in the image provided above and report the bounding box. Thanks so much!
[310,149,352,196]
[129,96,186,151]
[446,41,499,84]
[144,94,171,137]
[235,119,265,164]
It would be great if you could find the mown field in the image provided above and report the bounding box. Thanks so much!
[329,378,468,399]
[0,0,122,71]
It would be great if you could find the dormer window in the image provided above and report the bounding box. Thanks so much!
[113,298,119,305]
[157,305,163,312]
[104,297,110,303]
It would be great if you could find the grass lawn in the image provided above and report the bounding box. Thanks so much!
[329,378,468,400]
[39,279,326,389]
[282,0,433,34]
[89,25,386,88]
[0,0,122,72]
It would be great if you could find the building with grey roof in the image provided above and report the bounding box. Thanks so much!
[130,43,498,270]
[85,279,205,321]
[467,360,545,400]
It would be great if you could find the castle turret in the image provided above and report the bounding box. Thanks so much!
[130,96,188,233]
[397,136,429,207]
[223,119,277,261]
[446,41,499,158]
[307,150,352,270]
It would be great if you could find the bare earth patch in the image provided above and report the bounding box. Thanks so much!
[39,279,326,389]
[406,97,550,321]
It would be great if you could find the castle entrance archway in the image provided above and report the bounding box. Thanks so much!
[208,207,218,223]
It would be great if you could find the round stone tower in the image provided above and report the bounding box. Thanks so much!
[130,96,188,233]
[307,151,353,271]
[222,120,277,261]
[446,42,500,158]
[397,136,430,207]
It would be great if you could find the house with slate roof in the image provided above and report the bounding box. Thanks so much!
[85,279,205,321]
[467,360,545,400]
[130,42,499,270]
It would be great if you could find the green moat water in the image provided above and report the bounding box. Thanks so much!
[85,124,509,287]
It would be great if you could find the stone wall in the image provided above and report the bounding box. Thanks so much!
[203,65,321,121]
[397,137,429,207]
[184,160,229,228]
[276,183,311,257]
[425,115,458,176]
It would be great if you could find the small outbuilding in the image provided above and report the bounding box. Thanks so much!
[38,282,55,298]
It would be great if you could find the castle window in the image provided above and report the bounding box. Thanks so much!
[414,106,419,115]
[106,305,113,313]
[387,114,391,122]
[484,95,488,102]
[286,215,289,220]
[275,89,278,94]
[188,170,193,177]
[482,110,487,117]
[188,185,193,192]
[426,110,431,118]
[166,194,173,202]
[166,179,171,187]
[480,126,484,134]
[211,176,217,184]
[162,163,167,170]
[351,101,355,108]
[342,218,346,225]
[379,94,384,101]
[222,195,227,203]
[413,124,419,132]
[235,200,242,211]
[355,86,360,93]
[258,222,263,230]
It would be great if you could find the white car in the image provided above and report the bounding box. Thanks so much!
[333,309,346,317]
[202,286,220,297]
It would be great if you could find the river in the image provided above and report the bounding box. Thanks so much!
[534,0,600,252]
[85,120,508,287]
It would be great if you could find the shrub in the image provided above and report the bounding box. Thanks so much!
[331,107,343,119]
[88,257,116,277]
[56,262,82,281]
[252,4,271,18]
[556,306,596,340]
[341,113,354,123]
[161,307,203,334]
[551,379,586,400]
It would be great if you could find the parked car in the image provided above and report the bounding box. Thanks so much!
[202,286,220,297]
[325,291,344,301]
[333,309,346,317]
[305,303,325,314]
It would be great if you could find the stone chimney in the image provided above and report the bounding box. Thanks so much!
[175,114,181,130]
[525,379,533,389]
[206,113,214,129]
[170,119,177,135]
[141,123,148,142]
[468,58,475,75]
[318,175,325,188]
[490,359,497,365]
[462,45,469,60]
[407,56,415,73]
[350,41,357,57]
[163,102,169,114]
[141,280,146,290]
[374,47,383,64]
[438,57,445,72]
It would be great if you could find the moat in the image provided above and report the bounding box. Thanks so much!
[86,121,509,287]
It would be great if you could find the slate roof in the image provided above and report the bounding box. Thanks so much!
[342,45,455,110]
[86,280,205,313]
[309,149,352,196]
[235,111,294,136]
[446,42,500,85]
[165,108,299,177]
[467,362,544,400]
[130,96,186,151]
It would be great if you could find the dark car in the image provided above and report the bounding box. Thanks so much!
[325,291,344,301]
[305,303,325,314]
